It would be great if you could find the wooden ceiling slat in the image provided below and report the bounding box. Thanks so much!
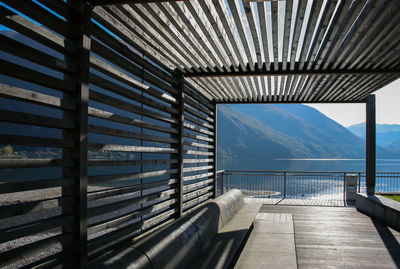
[226,0,255,72]
[346,2,400,70]
[197,0,240,71]
[91,0,400,103]
[257,1,271,70]
[289,0,307,71]
[243,1,263,69]
[298,0,322,70]
[271,1,279,71]
[127,4,202,72]
[184,1,233,70]
[321,0,368,70]
[330,0,394,70]
[306,0,338,70]
[282,0,293,71]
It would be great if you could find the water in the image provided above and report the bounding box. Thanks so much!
[218,158,400,172]
[217,158,400,199]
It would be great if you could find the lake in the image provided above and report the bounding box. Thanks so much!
[217,158,400,172]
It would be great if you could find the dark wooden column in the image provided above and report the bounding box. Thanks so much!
[213,103,218,198]
[62,2,91,267]
[366,94,376,195]
[177,73,185,217]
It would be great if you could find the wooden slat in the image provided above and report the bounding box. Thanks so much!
[0,59,74,93]
[184,113,214,130]
[184,150,214,156]
[183,165,213,173]
[183,192,213,210]
[0,196,72,219]
[0,158,73,169]
[183,172,213,182]
[0,134,74,148]
[0,109,74,129]
[88,107,178,134]
[183,178,214,193]
[183,185,213,202]
[88,124,178,144]
[88,188,177,218]
[183,158,214,164]
[88,168,178,184]
[183,140,213,149]
[184,132,214,142]
[88,158,178,167]
[184,122,214,136]
[0,178,73,194]
[0,83,75,110]
[89,90,177,124]
[87,178,178,201]
[88,143,178,154]
[0,215,73,244]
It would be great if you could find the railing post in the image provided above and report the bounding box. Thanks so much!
[62,2,91,267]
[343,172,346,202]
[283,171,287,199]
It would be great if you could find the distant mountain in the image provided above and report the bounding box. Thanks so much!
[348,123,400,147]
[218,104,399,159]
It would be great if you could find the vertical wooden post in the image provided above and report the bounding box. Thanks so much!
[62,2,91,267]
[213,103,218,198]
[366,94,376,195]
[177,73,185,217]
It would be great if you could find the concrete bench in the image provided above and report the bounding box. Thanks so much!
[356,193,400,230]
[90,189,261,269]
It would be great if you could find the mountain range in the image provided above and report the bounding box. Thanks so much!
[348,123,400,151]
[218,104,399,159]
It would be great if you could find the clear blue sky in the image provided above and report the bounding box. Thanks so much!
[307,78,400,127]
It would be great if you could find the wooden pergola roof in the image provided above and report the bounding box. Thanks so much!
[90,0,400,103]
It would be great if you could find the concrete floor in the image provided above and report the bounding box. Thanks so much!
[249,205,400,269]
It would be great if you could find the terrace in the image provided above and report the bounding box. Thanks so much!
[0,0,400,268]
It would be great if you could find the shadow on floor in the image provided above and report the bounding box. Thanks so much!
[372,218,400,267]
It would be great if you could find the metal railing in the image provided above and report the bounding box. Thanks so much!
[216,170,400,199]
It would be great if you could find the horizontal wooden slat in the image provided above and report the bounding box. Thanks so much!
[0,83,75,110]
[183,165,213,173]
[183,140,213,149]
[184,122,214,136]
[184,132,214,142]
[0,233,70,269]
[90,22,177,87]
[183,95,214,116]
[183,158,214,164]
[0,215,73,244]
[0,6,75,55]
[0,109,74,129]
[0,59,74,93]
[88,107,178,134]
[184,104,214,123]
[183,185,213,202]
[88,158,178,167]
[183,192,213,211]
[0,196,72,218]
[0,158,73,169]
[88,124,177,144]
[184,113,214,130]
[0,34,75,73]
[0,134,75,148]
[183,172,214,182]
[88,143,178,154]
[87,178,178,201]
[88,169,178,184]
[0,178,73,194]
[183,179,214,193]
[90,73,177,111]
[88,188,177,226]
[90,90,177,124]
[184,150,214,156]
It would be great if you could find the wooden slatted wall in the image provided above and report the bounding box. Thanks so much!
[0,1,217,267]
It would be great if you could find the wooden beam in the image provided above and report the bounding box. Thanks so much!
[183,68,400,78]
[62,2,91,268]
[213,103,218,198]
[366,94,376,195]
[89,0,187,6]
[177,73,185,217]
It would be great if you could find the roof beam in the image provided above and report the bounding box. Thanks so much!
[183,68,400,78]
[88,0,186,6]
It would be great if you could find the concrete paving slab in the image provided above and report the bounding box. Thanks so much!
[235,213,297,269]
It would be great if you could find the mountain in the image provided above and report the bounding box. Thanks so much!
[218,104,399,159]
[347,123,400,147]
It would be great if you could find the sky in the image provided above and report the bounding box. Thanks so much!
[307,78,400,127]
